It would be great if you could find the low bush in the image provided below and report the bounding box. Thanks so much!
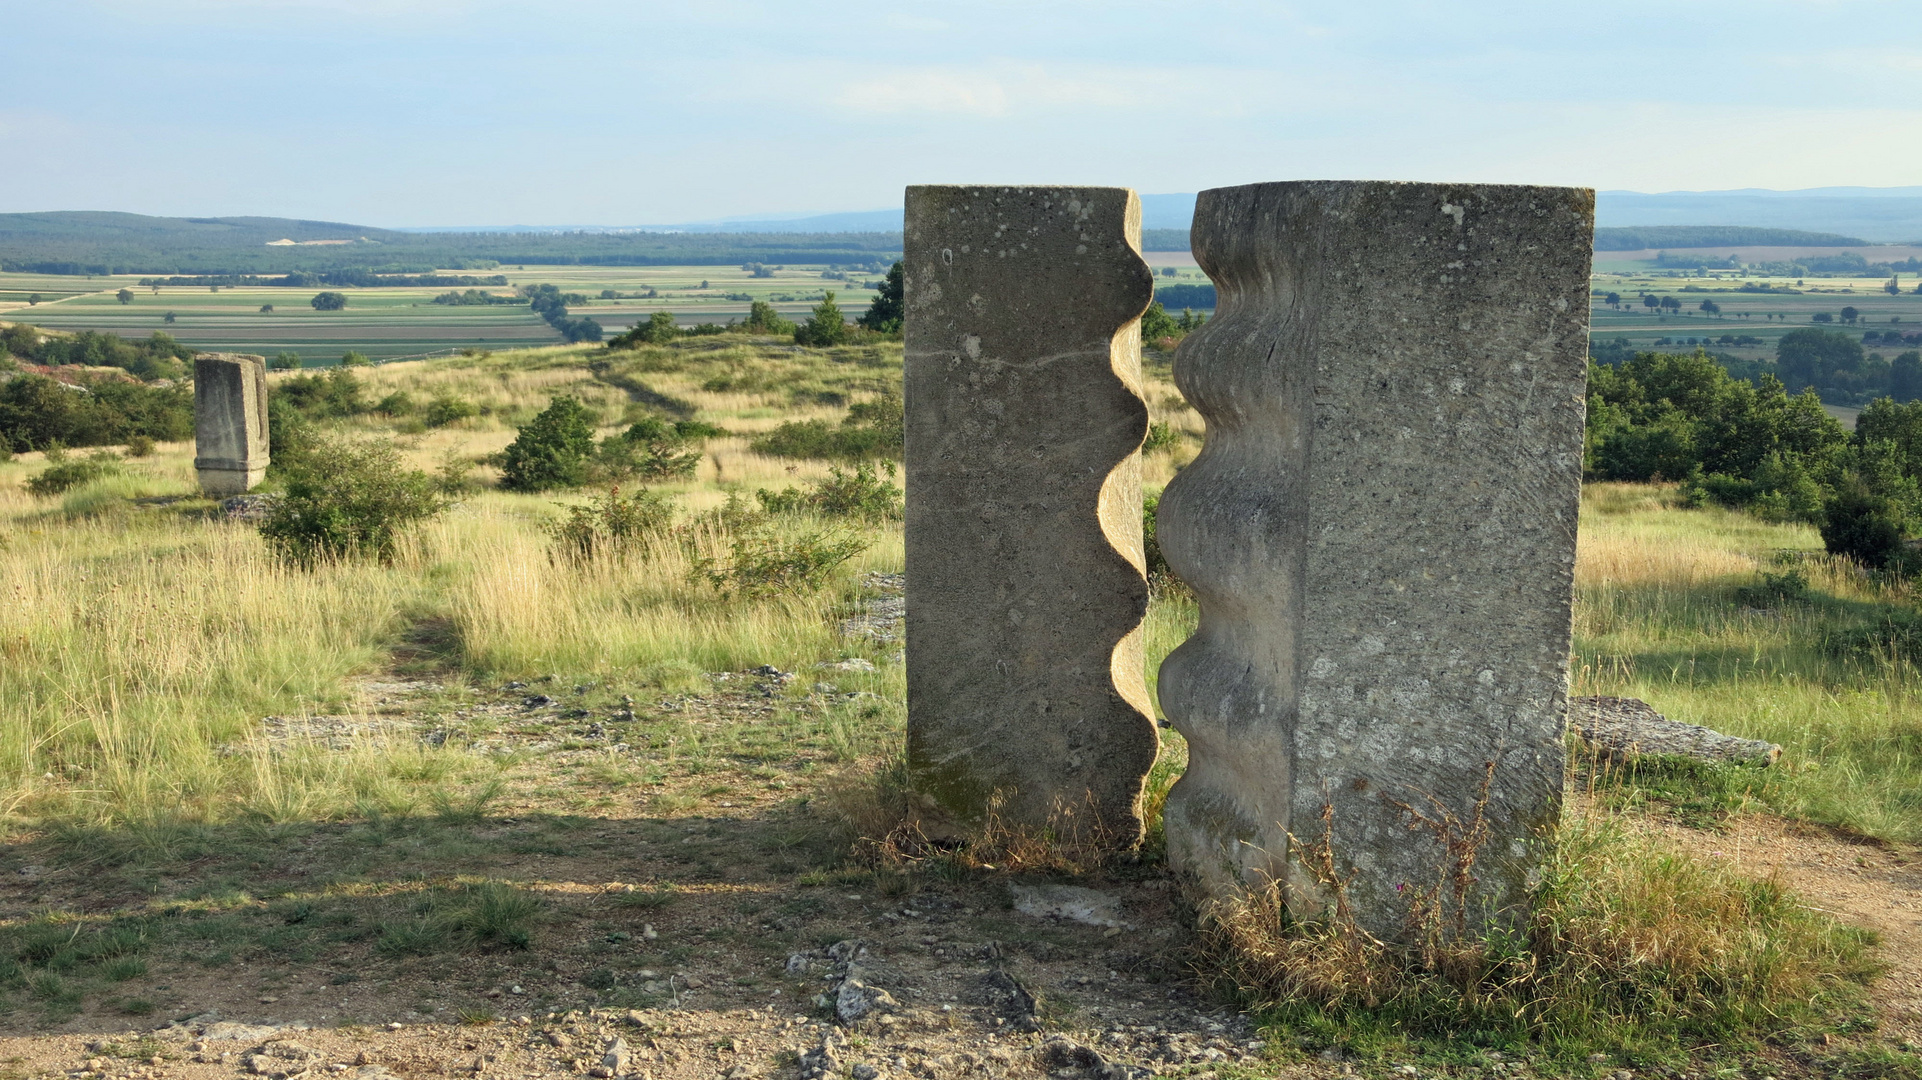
[751,395,902,461]
[594,416,708,483]
[693,528,868,598]
[259,435,449,564]
[1143,421,1181,454]
[420,394,481,428]
[549,487,675,561]
[757,461,901,521]
[0,374,193,454]
[25,452,122,497]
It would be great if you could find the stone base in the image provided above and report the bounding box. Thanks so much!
[198,466,266,497]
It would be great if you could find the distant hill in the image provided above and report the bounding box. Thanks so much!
[1594,226,1868,251]
[1598,188,1922,243]
[0,211,903,275]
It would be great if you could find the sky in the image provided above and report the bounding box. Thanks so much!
[3,0,1921,227]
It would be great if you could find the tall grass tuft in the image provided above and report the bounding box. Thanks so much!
[1200,811,1878,1063]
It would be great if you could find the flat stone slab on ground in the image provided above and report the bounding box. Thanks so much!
[1572,695,1782,765]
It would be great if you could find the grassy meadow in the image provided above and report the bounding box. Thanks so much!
[2,334,1921,1071]
[5,332,1922,841]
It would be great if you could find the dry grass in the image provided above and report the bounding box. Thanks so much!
[1199,806,1878,1061]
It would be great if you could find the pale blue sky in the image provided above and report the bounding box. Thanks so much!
[3,0,1919,227]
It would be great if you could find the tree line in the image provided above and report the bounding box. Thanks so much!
[1587,348,1922,567]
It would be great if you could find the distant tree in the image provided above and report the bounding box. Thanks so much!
[1893,351,1922,403]
[340,351,370,367]
[1140,301,1179,344]
[26,294,40,306]
[794,292,849,347]
[1813,312,1834,324]
[1605,292,1621,307]
[857,261,904,334]
[310,291,348,312]
[1841,306,1860,324]
[1642,295,1660,311]
[743,300,795,336]
[1698,299,1720,316]
[1659,296,1681,313]
[1776,327,1864,392]
[1888,275,1902,295]
[115,289,133,305]
[260,304,274,313]
[149,284,160,295]
[163,312,176,324]
[269,352,302,371]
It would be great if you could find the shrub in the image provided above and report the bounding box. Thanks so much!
[500,395,598,492]
[124,434,154,458]
[694,528,868,597]
[550,487,675,561]
[273,368,370,419]
[595,417,704,483]
[1143,421,1180,455]
[339,351,371,368]
[375,391,416,416]
[259,435,449,564]
[0,374,193,453]
[758,461,901,521]
[25,452,122,497]
[421,394,481,428]
[1143,491,1171,582]
[751,395,903,461]
[310,291,347,311]
[1821,475,1907,569]
[608,311,680,349]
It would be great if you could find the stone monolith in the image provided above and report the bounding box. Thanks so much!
[194,353,270,495]
[903,185,1159,845]
[1157,181,1593,936]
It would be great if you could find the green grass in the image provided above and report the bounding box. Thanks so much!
[1576,483,1922,841]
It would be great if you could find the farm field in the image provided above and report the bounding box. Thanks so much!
[0,265,895,363]
[1586,270,1922,364]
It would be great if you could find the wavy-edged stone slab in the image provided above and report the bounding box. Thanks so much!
[1573,695,1782,765]
[195,353,270,495]
[1157,180,1593,937]
[902,185,1158,845]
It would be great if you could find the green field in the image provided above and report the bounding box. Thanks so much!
[1588,270,1921,362]
[0,265,892,363]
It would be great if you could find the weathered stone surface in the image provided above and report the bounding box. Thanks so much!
[1157,181,1593,936]
[1573,695,1782,765]
[903,185,1159,844]
[194,353,270,495]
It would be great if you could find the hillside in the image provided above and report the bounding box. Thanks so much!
[0,212,904,276]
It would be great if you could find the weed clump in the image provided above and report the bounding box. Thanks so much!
[259,434,448,564]
[375,881,545,956]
